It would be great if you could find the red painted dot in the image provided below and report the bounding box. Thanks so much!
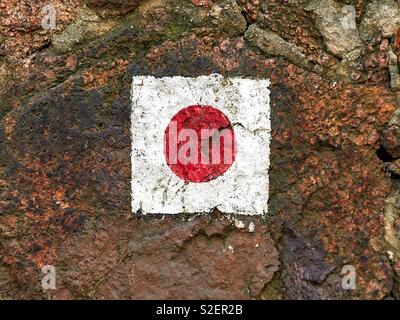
[164,105,236,183]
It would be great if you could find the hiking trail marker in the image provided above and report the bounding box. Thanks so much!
[131,74,270,215]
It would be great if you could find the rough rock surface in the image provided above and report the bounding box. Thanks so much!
[0,0,399,300]
[305,0,364,59]
[360,0,400,42]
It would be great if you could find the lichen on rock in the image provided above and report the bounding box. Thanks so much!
[359,0,400,42]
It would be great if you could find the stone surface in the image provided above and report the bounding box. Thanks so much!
[245,24,321,74]
[85,0,143,16]
[359,0,400,41]
[305,0,364,59]
[0,0,399,300]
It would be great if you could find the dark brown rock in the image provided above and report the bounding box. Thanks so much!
[382,125,400,159]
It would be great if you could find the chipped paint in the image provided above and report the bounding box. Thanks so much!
[131,74,270,215]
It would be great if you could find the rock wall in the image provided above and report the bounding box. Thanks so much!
[0,0,399,299]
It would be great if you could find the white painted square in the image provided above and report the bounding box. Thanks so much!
[131,74,270,215]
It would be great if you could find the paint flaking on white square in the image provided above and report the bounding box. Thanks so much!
[131,74,270,215]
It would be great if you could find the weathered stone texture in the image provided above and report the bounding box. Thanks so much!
[0,0,399,299]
